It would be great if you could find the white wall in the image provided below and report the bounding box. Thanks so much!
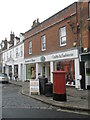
[85,61,90,89]
[2,38,25,81]
[19,33,24,42]
[74,58,80,89]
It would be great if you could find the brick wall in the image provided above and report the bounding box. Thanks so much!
[77,2,90,50]
[24,2,90,59]
[24,2,77,59]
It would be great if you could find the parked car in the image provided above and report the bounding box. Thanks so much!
[0,73,9,83]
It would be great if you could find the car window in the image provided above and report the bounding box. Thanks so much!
[0,74,4,77]
[0,73,7,77]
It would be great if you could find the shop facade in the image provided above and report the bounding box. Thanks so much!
[25,48,80,88]
[80,53,90,89]
[2,51,25,81]
[2,33,25,81]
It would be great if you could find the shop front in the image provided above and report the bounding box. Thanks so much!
[14,65,18,80]
[25,49,80,88]
[80,53,90,89]
[53,60,75,85]
[26,63,36,80]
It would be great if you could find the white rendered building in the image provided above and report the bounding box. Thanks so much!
[2,33,25,81]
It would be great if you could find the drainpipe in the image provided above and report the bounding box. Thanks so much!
[79,2,82,54]
[76,2,79,52]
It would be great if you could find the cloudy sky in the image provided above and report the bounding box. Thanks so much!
[0,0,77,42]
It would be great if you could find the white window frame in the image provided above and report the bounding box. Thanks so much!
[41,35,46,51]
[10,51,12,58]
[29,41,32,54]
[59,26,66,47]
[16,48,18,58]
[20,46,23,57]
[7,52,8,59]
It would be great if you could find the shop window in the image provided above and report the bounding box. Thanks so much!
[89,2,90,18]
[56,62,62,70]
[59,26,66,46]
[26,64,36,80]
[86,68,90,76]
[26,64,31,79]
[31,67,36,79]
[41,35,46,51]
[14,65,18,80]
[29,41,32,54]
[55,60,75,85]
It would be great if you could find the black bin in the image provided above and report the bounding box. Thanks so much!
[39,77,48,95]
[45,82,53,97]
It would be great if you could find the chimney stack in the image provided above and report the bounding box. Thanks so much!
[32,18,40,28]
[10,31,15,41]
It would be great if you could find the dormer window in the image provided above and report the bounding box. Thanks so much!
[16,37,20,44]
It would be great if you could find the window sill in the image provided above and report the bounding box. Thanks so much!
[29,53,32,55]
[41,49,46,52]
[60,44,67,47]
[87,18,90,21]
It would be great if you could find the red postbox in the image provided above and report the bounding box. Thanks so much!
[53,71,67,101]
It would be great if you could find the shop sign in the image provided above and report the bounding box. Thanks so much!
[40,56,46,62]
[52,52,75,59]
[25,59,35,63]
[30,79,40,95]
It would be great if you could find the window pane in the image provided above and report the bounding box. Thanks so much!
[60,26,66,46]
[29,42,32,47]
[61,37,66,44]
[41,35,46,51]
[29,42,32,54]
[60,27,66,36]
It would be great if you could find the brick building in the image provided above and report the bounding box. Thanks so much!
[78,1,90,89]
[24,1,90,89]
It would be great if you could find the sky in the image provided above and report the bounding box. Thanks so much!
[0,0,78,42]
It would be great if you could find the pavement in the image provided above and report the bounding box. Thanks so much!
[9,80,90,114]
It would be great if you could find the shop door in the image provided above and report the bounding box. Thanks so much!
[14,65,18,76]
[42,63,45,77]
[80,62,85,89]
